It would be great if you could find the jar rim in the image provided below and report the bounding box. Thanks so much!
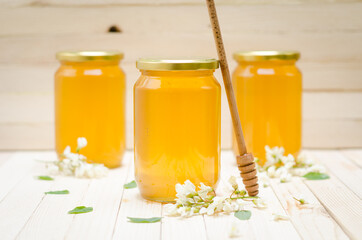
[136,58,219,71]
[56,51,124,62]
[233,51,300,62]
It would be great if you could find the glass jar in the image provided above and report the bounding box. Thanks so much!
[134,58,221,202]
[232,51,302,165]
[55,51,126,168]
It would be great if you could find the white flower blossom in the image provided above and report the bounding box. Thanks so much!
[46,164,59,175]
[267,165,277,177]
[272,213,290,221]
[258,172,270,187]
[282,154,295,170]
[275,166,287,178]
[45,138,108,178]
[164,179,266,218]
[175,180,197,204]
[199,207,208,214]
[77,137,87,151]
[235,199,245,211]
[63,146,71,155]
[177,207,191,217]
[307,164,326,173]
[252,198,268,209]
[228,176,238,190]
[176,180,196,196]
[198,183,213,199]
[223,201,234,213]
[297,153,314,166]
[280,172,292,183]
[265,146,284,167]
[281,154,294,165]
[206,196,225,215]
[289,167,308,177]
[258,145,328,183]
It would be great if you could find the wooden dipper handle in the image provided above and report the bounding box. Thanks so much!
[206,0,259,196]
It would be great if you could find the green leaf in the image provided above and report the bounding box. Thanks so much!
[124,180,137,189]
[36,176,54,181]
[303,172,330,180]
[45,190,69,195]
[68,206,93,214]
[234,210,252,220]
[127,217,161,223]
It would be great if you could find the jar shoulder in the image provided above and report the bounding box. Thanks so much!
[134,74,221,90]
[233,64,301,78]
[55,65,125,79]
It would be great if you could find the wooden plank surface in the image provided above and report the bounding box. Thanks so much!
[0,150,360,239]
[65,153,131,240]
[112,154,162,240]
[309,151,362,198]
[0,152,56,239]
[1,33,361,65]
[204,152,301,240]
[0,152,12,166]
[303,151,362,240]
[270,178,348,240]
[0,152,54,203]
[342,150,362,168]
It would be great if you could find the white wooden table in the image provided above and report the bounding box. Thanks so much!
[0,150,361,240]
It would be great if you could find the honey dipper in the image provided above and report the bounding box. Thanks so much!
[206,0,259,196]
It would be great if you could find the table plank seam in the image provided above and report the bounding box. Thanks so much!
[309,151,362,200]
[14,193,47,240]
[159,204,163,240]
[0,174,26,205]
[268,183,307,240]
[341,150,362,168]
[303,181,356,239]
[63,180,93,239]
[341,152,362,169]
[110,156,132,240]
[268,184,305,240]
[269,178,349,240]
[201,215,209,240]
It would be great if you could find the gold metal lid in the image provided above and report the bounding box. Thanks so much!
[56,51,124,62]
[136,58,219,71]
[233,51,300,62]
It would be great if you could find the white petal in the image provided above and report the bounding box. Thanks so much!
[63,146,71,155]
[165,204,179,216]
[272,213,290,221]
[199,207,207,214]
[229,222,241,238]
[77,137,87,149]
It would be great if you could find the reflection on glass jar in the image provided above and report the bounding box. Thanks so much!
[134,58,221,202]
[232,51,302,165]
[55,51,126,168]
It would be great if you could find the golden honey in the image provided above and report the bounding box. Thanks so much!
[232,51,302,165]
[134,58,221,202]
[55,51,126,168]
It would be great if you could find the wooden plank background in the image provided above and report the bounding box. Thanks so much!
[0,0,361,150]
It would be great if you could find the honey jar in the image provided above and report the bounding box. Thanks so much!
[134,58,221,202]
[55,51,126,168]
[232,51,302,164]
